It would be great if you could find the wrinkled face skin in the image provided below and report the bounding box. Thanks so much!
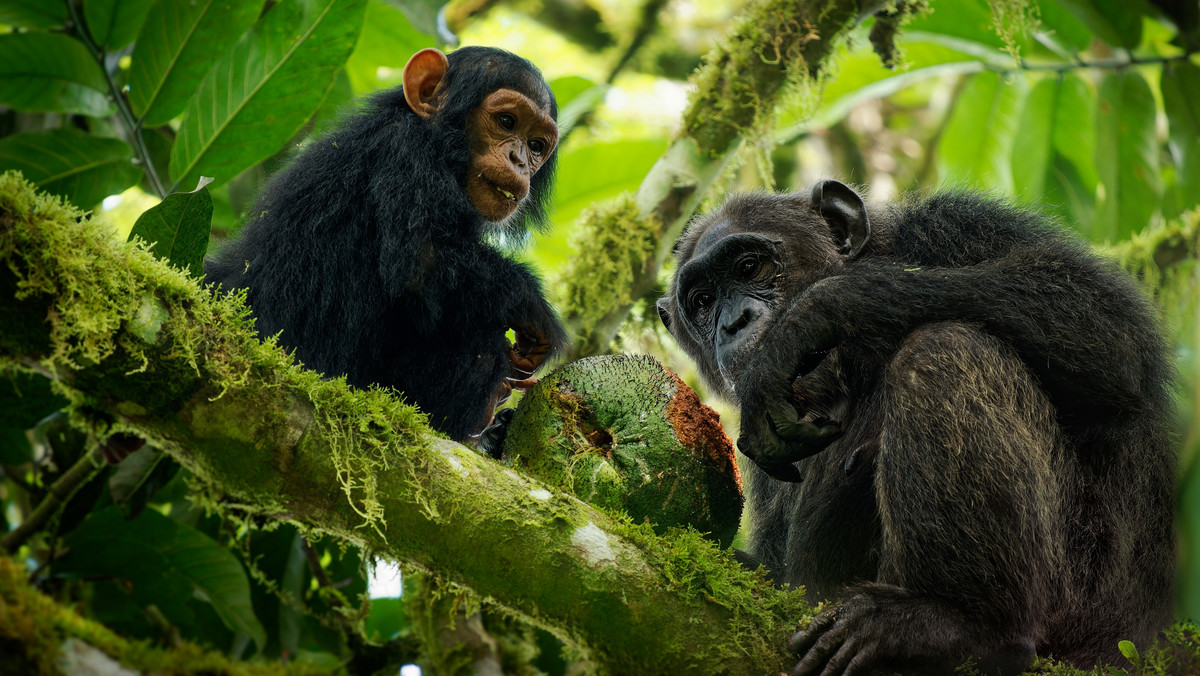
[658,194,848,398]
[464,88,558,223]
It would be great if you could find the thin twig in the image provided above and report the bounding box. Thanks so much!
[1011,50,1198,74]
[63,0,167,198]
[1,446,105,553]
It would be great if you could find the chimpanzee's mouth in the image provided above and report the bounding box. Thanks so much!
[479,174,519,202]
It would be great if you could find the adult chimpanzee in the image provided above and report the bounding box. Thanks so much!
[206,47,566,448]
[657,181,1175,675]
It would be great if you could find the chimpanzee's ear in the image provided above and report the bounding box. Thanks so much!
[403,48,449,118]
[811,180,870,259]
[656,297,674,332]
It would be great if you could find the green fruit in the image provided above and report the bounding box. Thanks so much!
[502,354,743,547]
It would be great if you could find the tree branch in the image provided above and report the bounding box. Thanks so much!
[0,171,809,673]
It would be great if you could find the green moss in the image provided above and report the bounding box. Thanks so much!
[555,193,660,351]
[0,556,332,675]
[681,0,857,156]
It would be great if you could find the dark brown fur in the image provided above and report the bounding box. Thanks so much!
[658,183,1175,674]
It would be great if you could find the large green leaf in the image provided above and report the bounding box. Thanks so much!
[129,177,214,277]
[343,0,433,94]
[56,507,267,649]
[1050,74,1098,190]
[1011,74,1097,217]
[0,0,66,28]
[84,0,155,51]
[936,71,1027,193]
[383,0,450,39]
[0,371,66,430]
[127,0,261,127]
[1035,0,1093,52]
[1162,61,1200,213]
[0,33,114,117]
[168,0,367,191]
[1055,0,1144,49]
[1094,69,1160,243]
[0,128,140,208]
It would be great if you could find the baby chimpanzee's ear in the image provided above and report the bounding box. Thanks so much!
[402,48,450,118]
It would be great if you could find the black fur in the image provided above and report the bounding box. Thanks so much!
[659,184,1175,674]
[206,47,566,441]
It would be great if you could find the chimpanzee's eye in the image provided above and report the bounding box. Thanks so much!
[738,257,759,277]
[496,113,516,130]
[529,138,546,154]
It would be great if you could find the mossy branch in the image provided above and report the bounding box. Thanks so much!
[0,172,812,673]
[560,0,884,358]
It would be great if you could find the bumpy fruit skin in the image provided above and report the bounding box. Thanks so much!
[501,354,743,547]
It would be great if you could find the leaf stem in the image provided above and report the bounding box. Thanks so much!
[1012,49,1199,74]
[1,446,105,554]
[63,0,168,199]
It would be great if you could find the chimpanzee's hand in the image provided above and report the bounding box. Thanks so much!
[737,394,843,482]
[735,290,845,481]
[508,322,554,390]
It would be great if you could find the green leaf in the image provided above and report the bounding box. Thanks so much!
[57,507,267,649]
[1011,74,1097,222]
[1050,74,1099,190]
[84,0,155,51]
[1012,77,1058,201]
[107,444,165,505]
[343,0,433,94]
[1118,639,1140,662]
[365,598,409,641]
[1035,0,1093,52]
[129,177,215,277]
[127,0,261,127]
[0,0,66,29]
[1094,69,1160,243]
[0,128,141,208]
[0,33,114,117]
[1162,61,1200,213]
[1055,0,1144,49]
[168,0,368,191]
[937,71,1027,193]
[382,0,450,39]
[0,371,67,430]
[0,428,32,465]
[904,0,1007,49]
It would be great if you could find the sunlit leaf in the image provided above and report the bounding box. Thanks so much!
[1050,74,1098,189]
[0,128,140,208]
[382,0,450,40]
[343,0,433,94]
[128,0,262,127]
[57,507,267,649]
[0,33,114,117]
[904,0,1007,49]
[529,139,667,269]
[1162,60,1200,213]
[937,71,1027,193]
[169,0,367,191]
[1094,69,1160,242]
[84,0,155,51]
[1012,77,1057,201]
[0,0,66,29]
[1055,0,1144,48]
[1035,0,1093,52]
[1012,73,1097,224]
[129,177,215,277]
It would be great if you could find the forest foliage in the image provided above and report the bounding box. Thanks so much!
[1,0,1199,673]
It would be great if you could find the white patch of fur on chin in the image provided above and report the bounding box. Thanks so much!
[481,206,532,249]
